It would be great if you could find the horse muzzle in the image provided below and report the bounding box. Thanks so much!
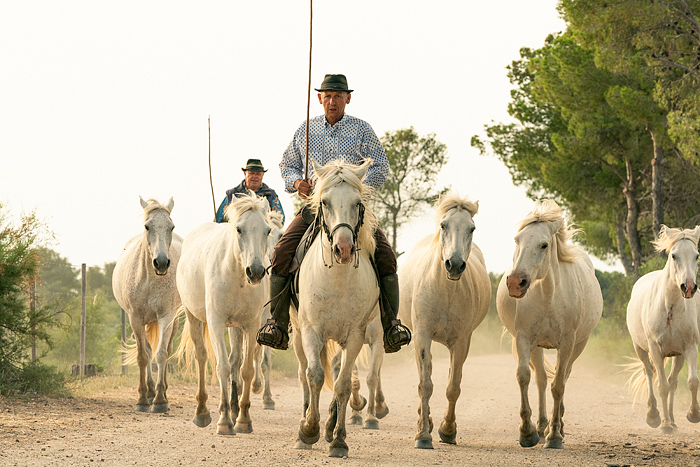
[246,261,267,284]
[444,257,466,281]
[332,237,355,265]
[506,273,530,298]
[681,280,698,299]
[153,255,171,276]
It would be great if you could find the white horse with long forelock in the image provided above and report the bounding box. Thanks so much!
[291,159,380,458]
[112,197,182,413]
[626,225,700,433]
[497,199,602,449]
[176,193,271,435]
[398,193,491,449]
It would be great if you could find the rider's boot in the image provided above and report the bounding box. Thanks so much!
[379,273,411,353]
[256,274,291,350]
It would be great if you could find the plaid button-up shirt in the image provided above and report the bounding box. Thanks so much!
[279,114,389,193]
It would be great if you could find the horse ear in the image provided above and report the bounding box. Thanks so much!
[165,197,174,213]
[659,224,669,239]
[549,219,564,235]
[352,159,372,181]
[692,225,700,243]
[139,196,148,209]
[311,159,322,176]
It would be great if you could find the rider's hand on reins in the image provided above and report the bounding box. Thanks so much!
[294,179,314,199]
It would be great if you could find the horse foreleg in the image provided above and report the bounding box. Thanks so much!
[298,329,323,447]
[685,348,700,423]
[293,326,310,419]
[650,346,674,433]
[530,347,549,438]
[438,337,470,445]
[151,313,176,413]
[634,343,660,428]
[208,321,235,436]
[515,335,538,448]
[545,339,577,449]
[348,364,366,426]
[667,355,684,428]
[228,327,244,397]
[130,318,151,412]
[414,332,434,449]
[233,329,257,434]
[261,346,275,410]
[251,337,263,395]
[327,334,363,458]
[187,311,211,428]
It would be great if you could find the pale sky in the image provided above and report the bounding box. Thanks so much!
[0,1,622,274]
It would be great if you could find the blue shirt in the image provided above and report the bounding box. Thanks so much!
[215,181,285,224]
[280,114,389,193]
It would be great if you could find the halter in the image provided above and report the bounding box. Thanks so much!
[319,201,365,268]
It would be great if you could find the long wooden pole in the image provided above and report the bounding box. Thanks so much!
[208,116,216,218]
[304,0,312,181]
[80,263,86,377]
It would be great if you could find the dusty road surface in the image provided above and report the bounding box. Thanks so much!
[3,350,700,466]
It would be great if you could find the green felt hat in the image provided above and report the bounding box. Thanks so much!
[241,158,267,172]
[315,74,353,93]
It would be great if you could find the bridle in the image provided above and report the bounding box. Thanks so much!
[318,201,365,268]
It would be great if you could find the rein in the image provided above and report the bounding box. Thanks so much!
[319,202,365,268]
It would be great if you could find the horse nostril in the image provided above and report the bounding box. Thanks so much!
[166,259,170,269]
[519,278,528,288]
[246,267,252,279]
[458,261,466,273]
[681,283,688,294]
[334,245,341,257]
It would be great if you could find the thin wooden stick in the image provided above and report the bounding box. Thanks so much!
[304,0,312,181]
[208,116,216,218]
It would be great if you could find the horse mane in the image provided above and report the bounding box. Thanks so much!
[431,192,479,246]
[267,210,284,229]
[653,226,700,254]
[308,159,378,253]
[224,193,269,224]
[141,198,172,221]
[517,199,581,264]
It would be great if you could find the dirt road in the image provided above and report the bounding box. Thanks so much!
[3,350,700,466]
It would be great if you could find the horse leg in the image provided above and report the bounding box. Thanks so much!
[414,332,434,449]
[234,328,257,434]
[438,337,470,445]
[261,346,275,410]
[349,364,366,426]
[228,327,244,398]
[130,318,151,412]
[298,330,324,448]
[327,334,364,458]
[187,311,211,428]
[364,342,385,429]
[545,336,583,449]
[668,355,683,428]
[685,348,700,423]
[151,313,176,413]
[649,346,674,433]
[374,366,389,419]
[634,343,660,428]
[252,335,263,395]
[208,320,236,436]
[145,337,155,404]
[530,347,549,439]
[293,327,312,450]
[515,335,538,448]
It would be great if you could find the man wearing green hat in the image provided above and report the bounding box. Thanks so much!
[256,73,411,354]
[215,158,285,223]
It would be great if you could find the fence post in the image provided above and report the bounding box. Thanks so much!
[80,263,86,377]
[121,308,127,375]
[31,281,36,362]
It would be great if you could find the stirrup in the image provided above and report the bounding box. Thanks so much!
[257,319,289,350]
[384,319,411,354]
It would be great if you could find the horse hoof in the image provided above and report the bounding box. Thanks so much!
[294,440,312,450]
[217,424,236,436]
[262,401,276,410]
[150,403,169,414]
[328,447,348,458]
[350,395,367,412]
[235,421,253,434]
[134,404,150,413]
[252,382,262,394]
[375,405,389,420]
[687,410,700,423]
[660,424,675,434]
[363,419,379,430]
[519,431,539,448]
[349,414,363,425]
[298,425,320,445]
[544,438,563,449]
[438,428,456,445]
[414,439,433,449]
[193,413,212,428]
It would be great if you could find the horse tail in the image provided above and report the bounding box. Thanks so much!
[507,332,556,380]
[173,307,217,383]
[321,340,337,391]
[355,344,371,370]
[121,322,160,366]
[620,356,661,404]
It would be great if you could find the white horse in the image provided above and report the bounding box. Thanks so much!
[112,197,182,413]
[497,199,602,449]
[176,193,271,435]
[291,159,380,458]
[398,193,491,449]
[626,225,700,433]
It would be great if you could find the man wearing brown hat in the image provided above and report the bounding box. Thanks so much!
[256,74,411,354]
[215,158,285,223]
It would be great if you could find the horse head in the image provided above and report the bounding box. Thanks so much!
[657,225,700,299]
[140,196,175,276]
[266,210,285,263]
[311,159,374,266]
[225,194,271,284]
[435,193,479,281]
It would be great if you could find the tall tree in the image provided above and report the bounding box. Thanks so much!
[371,127,449,255]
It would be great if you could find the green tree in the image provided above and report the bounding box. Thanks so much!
[372,127,449,255]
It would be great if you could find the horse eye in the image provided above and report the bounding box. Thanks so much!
[672,254,677,261]
[541,243,548,250]
[266,228,271,236]
[144,225,150,231]
[236,227,242,235]
[170,226,175,231]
